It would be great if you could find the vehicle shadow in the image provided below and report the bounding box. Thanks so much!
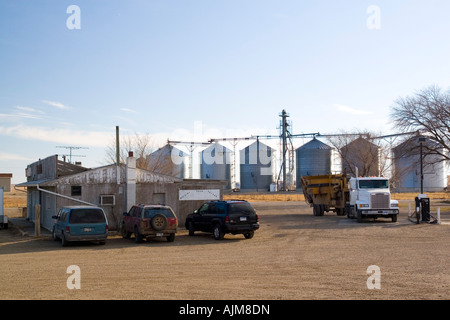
[0,229,247,255]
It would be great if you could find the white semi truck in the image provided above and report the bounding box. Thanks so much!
[346,176,399,222]
[301,174,399,222]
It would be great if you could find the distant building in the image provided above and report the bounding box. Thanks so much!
[0,173,13,192]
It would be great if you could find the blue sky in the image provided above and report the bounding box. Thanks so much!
[1,0,450,183]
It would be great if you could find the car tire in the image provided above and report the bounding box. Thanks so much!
[52,227,59,241]
[61,233,68,247]
[213,224,224,240]
[392,214,398,222]
[188,221,195,236]
[120,222,131,239]
[356,210,363,223]
[151,214,167,231]
[167,233,175,242]
[244,231,254,239]
[134,226,143,243]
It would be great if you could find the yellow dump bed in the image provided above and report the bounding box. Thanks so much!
[300,174,349,216]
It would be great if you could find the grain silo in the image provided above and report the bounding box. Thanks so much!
[200,143,231,189]
[393,136,449,192]
[341,137,380,177]
[296,138,332,189]
[239,140,274,191]
[147,144,186,179]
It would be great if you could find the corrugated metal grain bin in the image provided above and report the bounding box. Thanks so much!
[393,136,449,192]
[296,138,332,189]
[147,144,186,179]
[200,143,231,189]
[239,141,273,191]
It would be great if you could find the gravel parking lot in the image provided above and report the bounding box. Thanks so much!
[0,201,449,300]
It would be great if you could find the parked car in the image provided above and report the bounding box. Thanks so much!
[185,200,259,240]
[52,206,108,246]
[120,204,178,243]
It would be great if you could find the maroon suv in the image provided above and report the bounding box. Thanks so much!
[120,204,178,243]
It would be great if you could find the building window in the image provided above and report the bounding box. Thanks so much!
[71,186,82,196]
[99,195,115,206]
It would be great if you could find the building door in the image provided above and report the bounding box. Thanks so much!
[153,193,166,205]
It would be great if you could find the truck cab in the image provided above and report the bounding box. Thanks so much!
[348,177,399,222]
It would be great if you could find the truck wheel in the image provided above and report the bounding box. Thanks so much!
[120,222,131,239]
[244,231,254,239]
[313,205,322,216]
[392,214,398,222]
[188,221,195,236]
[61,233,68,247]
[357,210,362,223]
[167,233,175,242]
[213,224,224,240]
[134,226,144,243]
[318,205,325,216]
[52,227,59,241]
[151,214,167,231]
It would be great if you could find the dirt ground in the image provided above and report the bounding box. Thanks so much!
[0,201,449,300]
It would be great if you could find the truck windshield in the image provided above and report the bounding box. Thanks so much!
[358,180,389,189]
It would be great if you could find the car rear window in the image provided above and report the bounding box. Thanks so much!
[229,203,256,215]
[144,208,175,218]
[69,209,106,224]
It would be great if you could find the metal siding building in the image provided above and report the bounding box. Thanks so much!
[147,144,186,179]
[239,141,274,191]
[296,138,332,189]
[200,143,231,189]
[393,137,449,192]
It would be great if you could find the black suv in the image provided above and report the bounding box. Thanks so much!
[185,200,259,240]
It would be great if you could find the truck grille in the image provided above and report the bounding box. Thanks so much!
[371,193,390,209]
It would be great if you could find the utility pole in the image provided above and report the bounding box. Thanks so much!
[419,136,426,194]
[280,109,289,191]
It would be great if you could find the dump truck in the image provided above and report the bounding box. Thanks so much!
[300,174,349,216]
[301,174,399,222]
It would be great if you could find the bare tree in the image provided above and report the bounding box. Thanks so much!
[105,133,155,169]
[326,131,391,177]
[105,133,183,176]
[391,85,450,161]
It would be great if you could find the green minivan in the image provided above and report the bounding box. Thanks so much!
[52,206,109,246]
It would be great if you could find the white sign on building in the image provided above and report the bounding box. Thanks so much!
[179,189,220,201]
